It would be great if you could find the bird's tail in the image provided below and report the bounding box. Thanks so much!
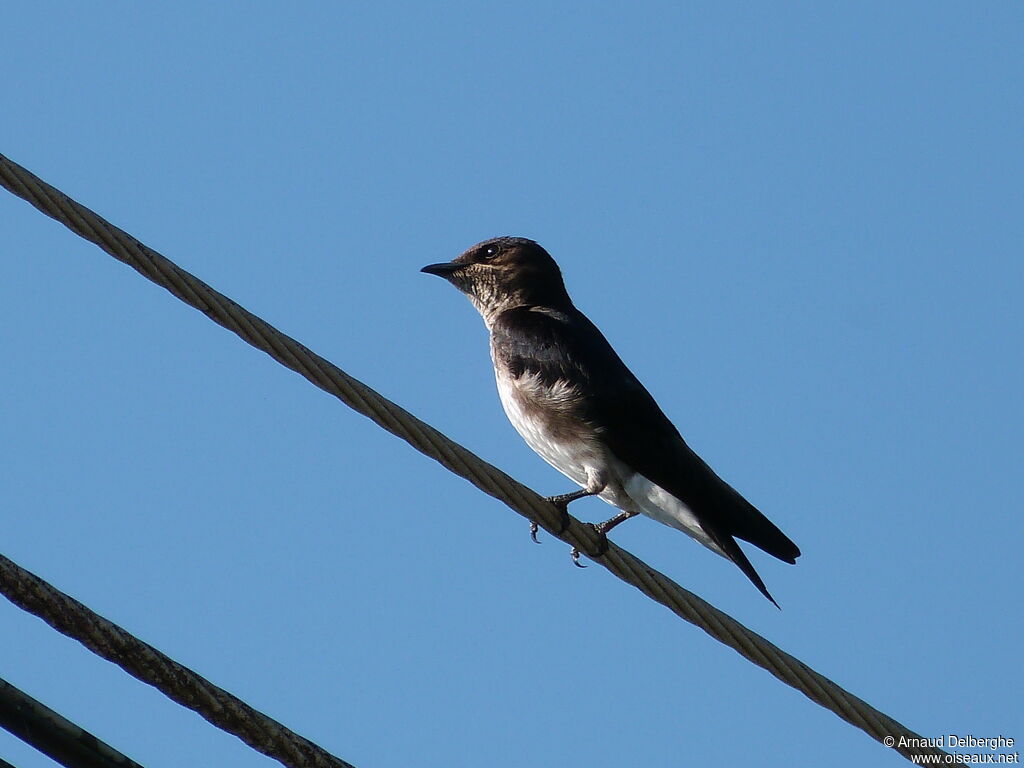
[719,482,801,564]
[706,526,781,608]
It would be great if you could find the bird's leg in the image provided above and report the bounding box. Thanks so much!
[530,488,598,548]
[552,488,603,569]
[594,510,638,535]
[547,488,597,515]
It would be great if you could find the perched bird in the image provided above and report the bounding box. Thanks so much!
[422,237,799,606]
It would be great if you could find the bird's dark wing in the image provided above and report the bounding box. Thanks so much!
[491,306,800,603]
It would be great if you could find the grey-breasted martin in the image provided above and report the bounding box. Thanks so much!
[422,236,800,606]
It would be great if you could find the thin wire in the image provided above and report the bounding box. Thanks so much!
[0,675,144,768]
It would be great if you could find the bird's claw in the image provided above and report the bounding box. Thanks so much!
[568,521,614,567]
[530,520,541,544]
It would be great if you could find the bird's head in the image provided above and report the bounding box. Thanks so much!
[421,237,571,323]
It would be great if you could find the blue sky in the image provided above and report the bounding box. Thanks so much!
[2,3,1021,767]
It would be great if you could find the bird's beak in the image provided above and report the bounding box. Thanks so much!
[420,261,462,278]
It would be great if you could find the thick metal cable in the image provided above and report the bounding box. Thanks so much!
[0,555,356,768]
[0,152,948,763]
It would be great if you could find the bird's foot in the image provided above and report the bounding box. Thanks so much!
[529,521,541,544]
[541,489,591,537]
[569,512,639,566]
[538,488,602,566]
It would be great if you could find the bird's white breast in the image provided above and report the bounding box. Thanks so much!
[494,369,594,488]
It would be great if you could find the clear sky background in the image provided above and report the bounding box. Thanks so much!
[2,4,1021,767]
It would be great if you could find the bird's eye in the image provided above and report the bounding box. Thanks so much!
[482,247,497,260]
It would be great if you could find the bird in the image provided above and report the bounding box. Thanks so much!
[421,236,800,606]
